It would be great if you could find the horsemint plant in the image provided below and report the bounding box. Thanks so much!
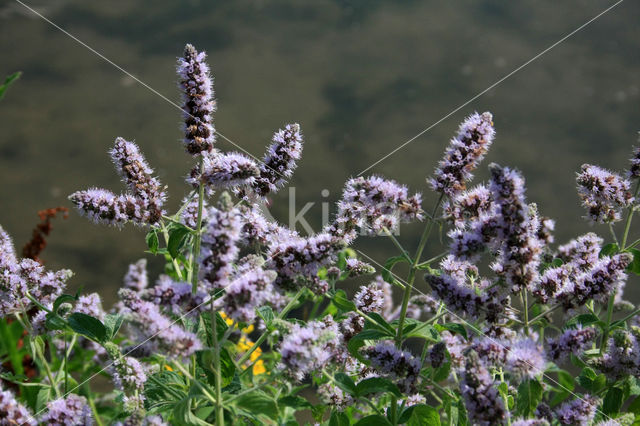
[1,44,640,426]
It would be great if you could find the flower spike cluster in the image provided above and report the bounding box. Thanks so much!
[430,111,495,196]
[576,164,633,223]
[70,138,166,226]
[177,43,216,155]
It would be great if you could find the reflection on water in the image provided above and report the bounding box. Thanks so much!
[0,0,639,303]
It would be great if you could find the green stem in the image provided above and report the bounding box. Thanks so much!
[625,237,640,250]
[33,339,60,398]
[0,319,24,376]
[382,226,411,262]
[521,290,529,335]
[172,361,218,405]
[528,304,561,324]
[87,394,104,426]
[238,290,304,365]
[612,308,640,327]
[416,251,449,268]
[191,156,206,294]
[395,194,444,346]
[211,299,224,426]
[160,220,184,281]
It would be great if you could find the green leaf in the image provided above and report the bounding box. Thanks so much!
[278,395,312,409]
[565,314,603,330]
[45,313,67,331]
[347,329,392,362]
[172,397,211,426]
[334,373,357,396]
[365,312,396,335]
[331,290,357,313]
[628,395,640,415]
[355,415,392,426]
[168,225,191,258]
[0,71,21,101]
[257,306,275,328]
[434,323,467,340]
[432,361,452,383]
[103,314,124,340]
[600,243,619,257]
[516,379,543,417]
[576,367,606,393]
[355,377,402,397]
[67,312,107,343]
[405,323,439,341]
[625,248,640,275]
[382,255,410,287]
[146,230,159,254]
[234,391,278,420]
[603,386,623,415]
[407,404,441,426]
[53,294,78,315]
[329,410,350,426]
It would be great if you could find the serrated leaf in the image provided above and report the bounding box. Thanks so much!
[407,404,440,426]
[45,313,67,331]
[625,248,640,275]
[278,395,312,409]
[331,290,356,312]
[334,373,357,396]
[434,323,467,340]
[603,386,623,415]
[53,294,78,315]
[146,230,159,254]
[168,226,191,258]
[432,361,452,383]
[257,306,275,327]
[600,243,619,257]
[355,377,402,397]
[103,314,124,340]
[329,410,350,426]
[355,415,392,426]
[67,312,107,343]
[234,391,278,420]
[516,379,543,417]
[347,329,391,362]
[382,255,410,287]
[365,312,396,335]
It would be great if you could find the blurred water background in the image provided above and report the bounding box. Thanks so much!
[0,0,639,306]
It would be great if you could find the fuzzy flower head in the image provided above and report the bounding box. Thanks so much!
[363,341,422,393]
[557,233,603,272]
[247,123,303,197]
[110,138,164,207]
[41,394,93,425]
[333,175,423,238]
[123,258,148,292]
[430,112,495,196]
[279,317,342,381]
[177,43,216,155]
[547,326,597,361]
[555,395,599,426]
[191,152,260,190]
[576,164,633,223]
[0,387,36,425]
[505,338,546,381]
[628,141,640,179]
[354,280,387,314]
[112,356,147,395]
[444,184,493,227]
[215,268,277,323]
[460,350,507,426]
[199,206,242,291]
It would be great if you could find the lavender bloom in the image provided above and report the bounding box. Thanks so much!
[488,164,542,293]
[511,420,549,426]
[429,341,447,369]
[318,383,354,411]
[547,326,597,361]
[0,225,71,316]
[119,289,202,358]
[597,327,640,379]
[0,387,36,425]
[430,112,495,196]
[143,416,168,426]
[363,341,421,393]
[531,266,571,305]
[236,204,298,247]
[148,276,206,316]
[248,124,303,197]
[471,338,508,366]
[68,188,128,226]
[426,256,505,322]
[179,194,208,229]
[460,351,507,426]
[123,259,148,292]
[192,152,260,189]
[444,184,493,226]
[537,215,555,245]
[339,312,365,341]
[199,207,242,291]
[556,253,632,309]
[279,317,342,381]
[73,293,105,320]
[354,280,387,314]
[557,233,603,272]
[41,394,93,425]
[177,44,216,155]
[344,258,376,276]
[267,232,347,293]
[555,395,599,426]
[406,394,426,407]
[576,164,633,223]
[505,339,546,380]
[215,268,277,323]
[111,356,147,395]
[332,175,422,239]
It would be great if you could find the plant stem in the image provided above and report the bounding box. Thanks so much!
[160,220,184,281]
[211,298,224,426]
[527,304,561,324]
[87,393,104,426]
[395,194,444,347]
[191,156,206,294]
[382,226,411,262]
[612,308,640,327]
[416,251,449,268]
[33,339,60,398]
[238,290,304,365]
[520,290,529,335]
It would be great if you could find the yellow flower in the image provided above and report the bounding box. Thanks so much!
[164,365,173,372]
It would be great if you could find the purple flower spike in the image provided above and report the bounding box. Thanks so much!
[576,164,633,224]
[430,112,495,197]
[41,394,93,425]
[177,44,216,155]
[123,259,149,292]
[547,326,597,361]
[460,351,506,426]
[0,386,36,425]
[363,341,422,393]
[199,207,242,291]
[193,152,260,189]
[555,395,599,426]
